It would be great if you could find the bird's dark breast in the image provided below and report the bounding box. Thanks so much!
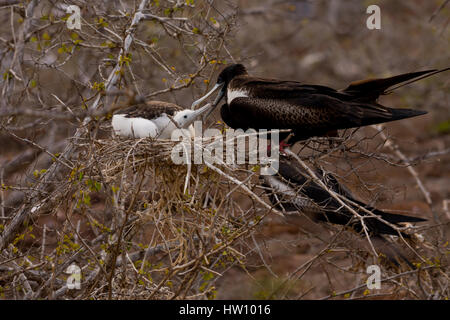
[222,90,405,141]
[225,97,336,129]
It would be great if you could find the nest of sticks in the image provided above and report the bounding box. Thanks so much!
[67,134,271,299]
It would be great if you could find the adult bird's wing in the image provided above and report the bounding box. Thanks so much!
[343,68,450,102]
[273,160,426,236]
[232,77,346,100]
[270,160,358,226]
[236,68,449,102]
[222,70,447,135]
[223,95,425,137]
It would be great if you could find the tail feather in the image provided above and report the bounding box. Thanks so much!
[385,67,450,93]
[366,209,426,237]
[375,210,427,224]
[352,200,426,236]
[343,67,449,102]
[388,108,428,121]
[350,104,428,128]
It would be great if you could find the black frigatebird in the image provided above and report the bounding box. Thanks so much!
[192,64,448,144]
[262,158,427,237]
[112,100,212,139]
[261,158,427,266]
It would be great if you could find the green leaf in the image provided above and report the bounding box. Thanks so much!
[434,120,450,134]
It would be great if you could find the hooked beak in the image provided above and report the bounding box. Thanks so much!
[191,82,225,110]
[182,103,214,128]
[203,86,226,119]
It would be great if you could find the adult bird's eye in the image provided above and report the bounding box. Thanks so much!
[184,115,188,118]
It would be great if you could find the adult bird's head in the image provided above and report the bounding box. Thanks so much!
[216,63,247,87]
[191,64,247,115]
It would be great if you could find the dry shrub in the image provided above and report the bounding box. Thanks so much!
[0,0,448,300]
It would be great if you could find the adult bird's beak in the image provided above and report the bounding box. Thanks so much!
[191,82,225,110]
[203,86,226,119]
[182,103,214,128]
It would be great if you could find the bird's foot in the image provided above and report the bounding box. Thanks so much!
[279,140,291,155]
[267,141,291,156]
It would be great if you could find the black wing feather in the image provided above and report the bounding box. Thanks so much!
[224,96,425,139]
[344,68,450,102]
[221,71,439,139]
[267,160,426,236]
